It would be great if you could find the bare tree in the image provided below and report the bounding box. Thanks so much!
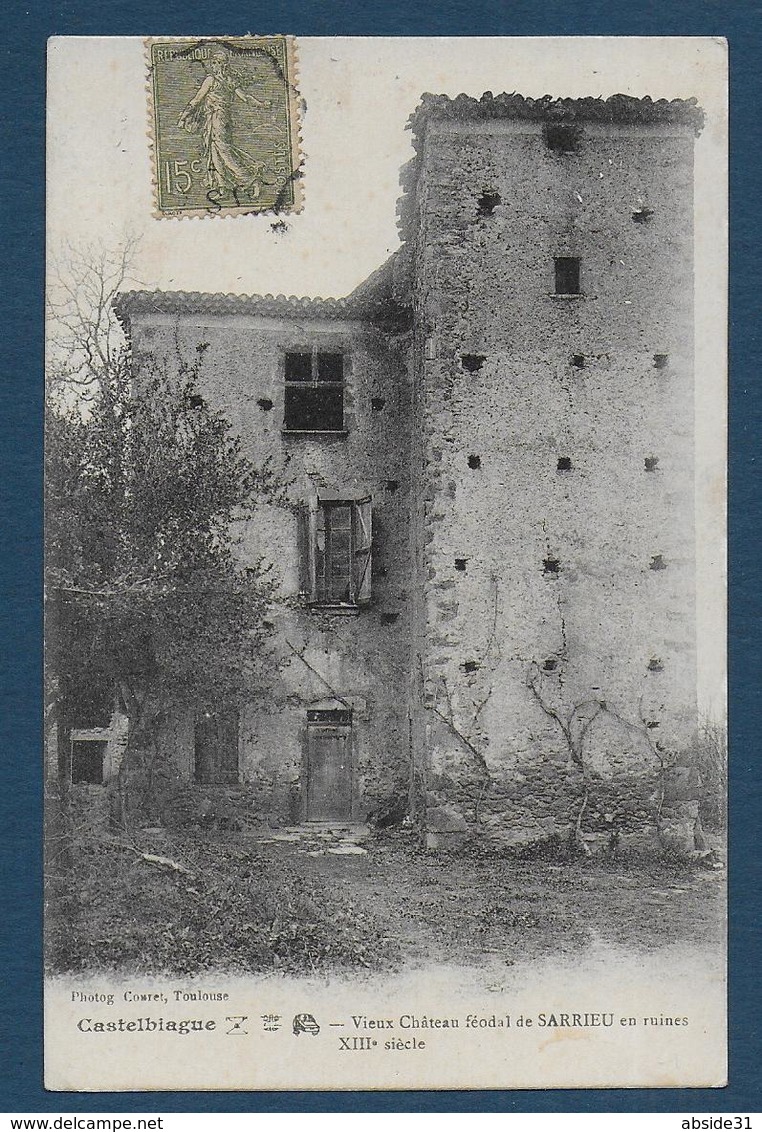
[694,715,727,830]
[46,234,143,406]
[45,237,284,834]
[425,575,502,829]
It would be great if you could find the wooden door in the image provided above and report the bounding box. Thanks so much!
[194,710,239,784]
[306,725,352,820]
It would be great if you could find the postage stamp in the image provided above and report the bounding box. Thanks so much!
[146,36,302,218]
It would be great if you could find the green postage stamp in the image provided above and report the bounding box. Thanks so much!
[147,36,302,218]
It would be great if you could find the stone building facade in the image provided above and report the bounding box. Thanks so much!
[115,92,705,849]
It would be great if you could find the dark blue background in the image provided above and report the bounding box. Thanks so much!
[2,0,759,1114]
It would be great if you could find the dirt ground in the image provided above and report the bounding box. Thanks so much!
[258,829,726,969]
[48,813,726,978]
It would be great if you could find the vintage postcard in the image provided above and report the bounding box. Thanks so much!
[147,36,302,218]
[44,36,727,1091]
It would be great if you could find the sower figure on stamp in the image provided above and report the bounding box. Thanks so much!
[178,44,272,197]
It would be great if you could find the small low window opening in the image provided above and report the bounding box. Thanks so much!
[644,456,660,472]
[477,190,501,217]
[71,739,106,785]
[302,497,373,608]
[543,557,560,575]
[542,657,558,672]
[467,454,481,470]
[632,206,654,224]
[307,708,352,725]
[284,349,345,432]
[650,554,667,571]
[371,397,386,411]
[554,257,581,296]
[557,457,572,472]
[571,354,585,369]
[454,558,468,572]
[544,122,581,153]
[653,354,669,370]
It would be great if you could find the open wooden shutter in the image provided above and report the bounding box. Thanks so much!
[352,497,372,605]
[297,502,318,602]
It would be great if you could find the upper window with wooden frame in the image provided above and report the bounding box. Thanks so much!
[283,349,346,433]
[300,497,372,609]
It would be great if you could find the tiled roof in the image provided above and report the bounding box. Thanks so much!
[114,290,357,321]
[117,92,704,326]
[407,91,706,142]
[114,250,412,329]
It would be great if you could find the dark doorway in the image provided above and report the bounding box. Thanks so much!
[194,710,239,784]
[305,710,352,821]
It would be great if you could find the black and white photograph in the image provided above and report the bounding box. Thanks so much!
[43,36,727,1091]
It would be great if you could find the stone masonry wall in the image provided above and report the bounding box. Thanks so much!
[410,118,697,847]
[129,310,412,823]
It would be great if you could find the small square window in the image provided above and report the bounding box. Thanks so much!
[284,349,345,432]
[307,708,352,725]
[555,257,581,295]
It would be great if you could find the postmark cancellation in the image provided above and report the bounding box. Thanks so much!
[147,36,302,218]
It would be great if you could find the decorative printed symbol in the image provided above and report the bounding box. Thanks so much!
[261,1013,282,1032]
[292,1013,320,1036]
[226,1015,248,1035]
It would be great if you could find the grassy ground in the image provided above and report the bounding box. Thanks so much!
[46,823,725,978]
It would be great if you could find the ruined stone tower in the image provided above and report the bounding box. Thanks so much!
[116,91,704,850]
[403,93,703,847]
